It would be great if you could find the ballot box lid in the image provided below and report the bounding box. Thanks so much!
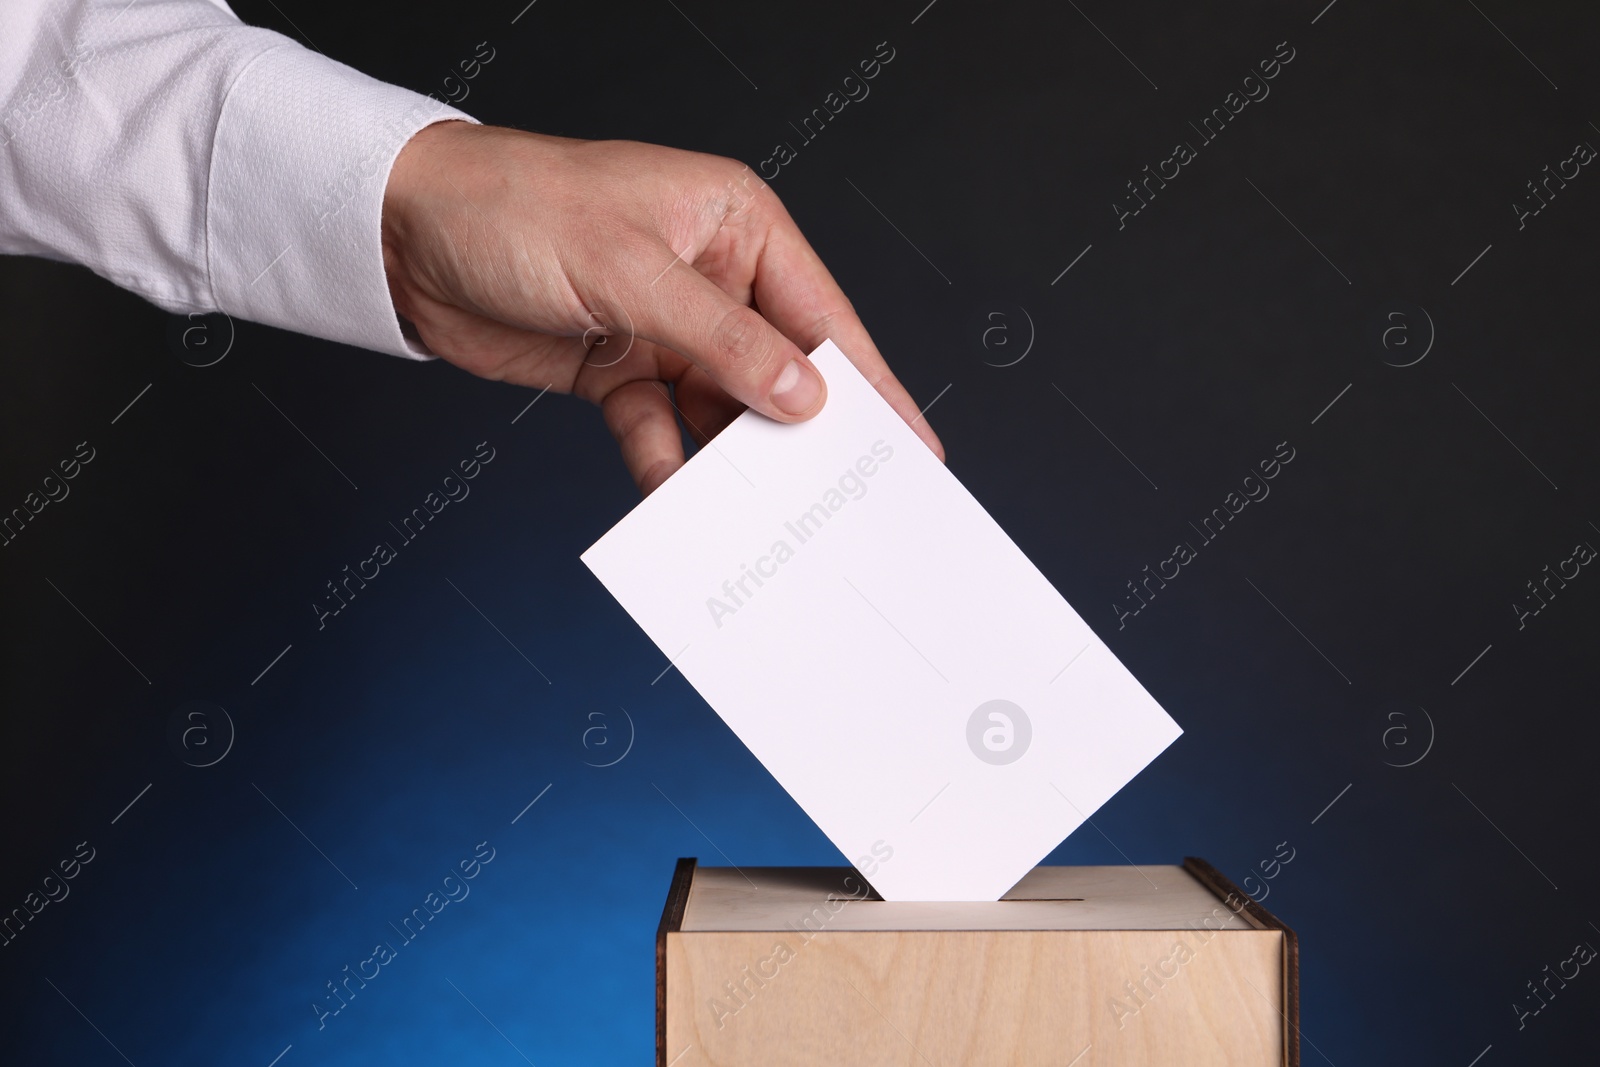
[666,857,1285,933]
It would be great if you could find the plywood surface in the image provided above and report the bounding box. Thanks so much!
[680,865,1259,932]
[665,927,1285,1067]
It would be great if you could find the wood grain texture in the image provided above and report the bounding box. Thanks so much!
[1183,856,1299,1067]
[658,857,698,1067]
[660,860,1296,1067]
[666,927,1284,1066]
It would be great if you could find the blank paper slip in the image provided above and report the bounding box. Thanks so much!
[582,340,1182,901]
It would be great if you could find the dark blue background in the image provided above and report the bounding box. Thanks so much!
[4,0,1598,1063]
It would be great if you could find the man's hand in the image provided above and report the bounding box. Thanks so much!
[380,121,944,494]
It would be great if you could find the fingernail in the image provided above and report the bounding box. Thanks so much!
[771,358,823,416]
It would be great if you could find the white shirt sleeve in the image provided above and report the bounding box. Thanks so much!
[0,0,477,360]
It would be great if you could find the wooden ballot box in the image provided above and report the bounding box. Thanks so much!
[657,858,1298,1067]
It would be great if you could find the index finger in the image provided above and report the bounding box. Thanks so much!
[749,202,946,462]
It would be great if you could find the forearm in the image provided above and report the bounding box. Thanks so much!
[0,0,473,357]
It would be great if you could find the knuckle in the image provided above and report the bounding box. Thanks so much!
[601,379,665,441]
[708,305,774,378]
[706,158,772,220]
[636,456,679,494]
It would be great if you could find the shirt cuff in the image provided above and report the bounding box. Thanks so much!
[206,45,476,360]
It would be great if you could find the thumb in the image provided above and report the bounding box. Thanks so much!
[625,256,828,422]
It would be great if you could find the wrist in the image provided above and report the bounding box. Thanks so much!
[382,119,473,318]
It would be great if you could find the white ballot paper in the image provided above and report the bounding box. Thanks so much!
[582,340,1181,900]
